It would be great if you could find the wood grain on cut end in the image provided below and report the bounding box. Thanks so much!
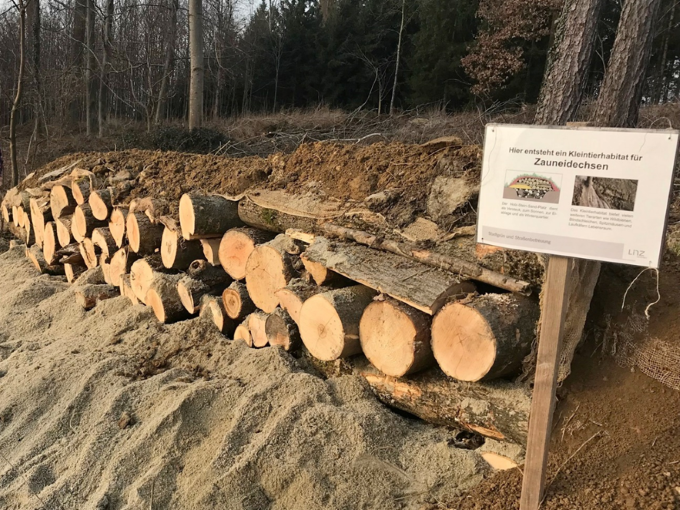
[245,242,297,313]
[248,311,270,348]
[218,228,273,280]
[109,207,128,247]
[222,281,256,320]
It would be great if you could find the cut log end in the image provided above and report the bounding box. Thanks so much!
[201,238,222,266]
[75,284,118,310]
[127,212,163,254]
[248,311,270,348]
[359,298,434,377]
[65,263,87,283]
[481,452,518,471]
[265,309,301,352]
[245,243,297,313]
[161,227,204,269]
[109,208,128,248]
[234,321,252,346]
[89,188,113,220]
[146,274,187,323]
[222,281,256,320]
[219,228,273,280]
[56,216,73,247]
[200,296,235,334]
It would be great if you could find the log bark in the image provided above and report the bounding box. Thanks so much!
[431,294,540,382]
[321,224,532,295]
[222,281,256,320]
[359,298,434,377]
[127,212,164,255]
[299,286,377,361]
[238,196,321,233]
[73,204,106,242]
[218,227,275,279]
[274,278,325,325]
[199,295,235,334]
[303,237,476,315]
[50,185,77,219]
[312,357,530,445]
[29,196,52,249]
[108,207,128,247]
[79,238,99,269]
[200,238,221,266]
[92,227,117,259]
[244,237,300,313]
[90,183,132,221]
[58,244,85,265]
[26,245,65,275]
[75,284,118,310]
[129,255,166,304]
[71,176,92,205]
[248,311,270,348]
[161,227,205,269]
[56,215,73,247]
[300,256,347,286]
[177,262,231,314]
[109,247,139,287]
[65,263,87,283]
[146,273,188,323]
[266,308,301,352]
[179,193,242,239]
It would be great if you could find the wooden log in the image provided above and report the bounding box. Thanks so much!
[75,284,118,310]
[160,227,204,269]
[244,237,299,313]
[218,227,275,279]
[221,281,257,320]
[200,238,221,266]
[321,223,534,295]
[26,245,65,275]
[101,254,113,285]
[129,255,166,304]
[11,206,21,227]
[42,222,59,264]
[80,238,99,269]
[300,256,346,286]
[303,237,476,315]
[127,212,164,255]
[73,266,105,286]
[23,222,36,247]
[29,196,52,249]
[238,196,320,233]
[298,286,377,361]
[73,204,106,242]
[312,357,530,445]
[199,295,235,334]
[71,176,92,205]
[234,318,253,346]
[266,308,301,352]
[177,262,231,314]
[273,278,325,325]
[56,243,83,264]
[431,294,540,382]
[178,193,241,239]
[129,197,168,223]
[89,183,132,221]
[146,273,189,323]
[359,298,434,377]
[119,274,140,306]
[92,227,117,259]
[56,215,73,247]
[1,203,10,224]
[50,185,77,219]
[64,263,87,283]
[109,247,139,288]
[109,207,128,247]
[248,311,270,348]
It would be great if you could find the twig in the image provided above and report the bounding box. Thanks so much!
[149,478,155,510]
[560,404,580,441]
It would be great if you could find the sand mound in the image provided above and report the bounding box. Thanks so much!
[0,246,487,510]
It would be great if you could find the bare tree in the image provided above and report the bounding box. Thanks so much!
[85,0,95,136]
[99,0,114,137]
[389,0,406,115]
[189,0,204,129]
[155,0,179,125]
[9,0,28,187]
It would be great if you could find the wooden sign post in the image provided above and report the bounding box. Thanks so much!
[519,255,571,509]
[475,124,678,509]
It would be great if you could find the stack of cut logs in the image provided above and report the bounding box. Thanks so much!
[0,168,537,451]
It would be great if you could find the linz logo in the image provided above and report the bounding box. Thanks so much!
[628,249,646,258]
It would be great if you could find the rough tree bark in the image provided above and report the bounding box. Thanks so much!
[188,0,204,129]
[9,0,27,187]
[389,0,406,116]
[98,0,114,138]
[85,0,95,136]
[155,0,179,125]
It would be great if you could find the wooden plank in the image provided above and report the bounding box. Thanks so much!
[520,256,571,510]
[302,237,475,315]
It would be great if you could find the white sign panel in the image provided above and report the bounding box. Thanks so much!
[477,124,679,268]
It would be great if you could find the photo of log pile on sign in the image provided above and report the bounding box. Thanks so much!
[572,176,638,211]
[503,172,562,204]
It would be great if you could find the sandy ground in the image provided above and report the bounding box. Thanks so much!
[0,244,489,510]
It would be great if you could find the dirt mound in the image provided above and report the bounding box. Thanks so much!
[19,140,481,227]
[0,246,488,510]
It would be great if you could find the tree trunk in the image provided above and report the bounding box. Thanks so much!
[85,0,95,136]
[592,0,663,127]
[188,0,204,129]
[27,245,64,275]
[179,193,241,239]
[98,0,114,137]
[71,177,92,205]
[155,0,179,125]
[160,227,204,269]
[298,286,377,361]
[79,237,99,269]
[219,227,275,279]
[10,0,27,187]
[534,0,605,125]
[432,294,540,382]
[221,281,256,320]
[389,0,406,116]
[359,298,434,377]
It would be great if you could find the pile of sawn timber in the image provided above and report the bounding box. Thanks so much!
[0,164,539,460]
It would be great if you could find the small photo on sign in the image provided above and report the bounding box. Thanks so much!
[571,176,638,211]
[503,171,562,204]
